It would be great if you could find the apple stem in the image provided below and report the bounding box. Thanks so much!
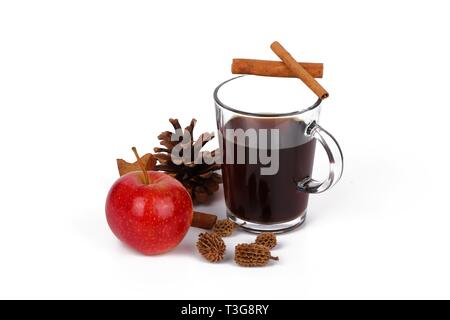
[132,147,150,185]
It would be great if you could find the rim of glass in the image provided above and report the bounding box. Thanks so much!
[214,75,322,118]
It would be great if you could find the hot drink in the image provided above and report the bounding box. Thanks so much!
[221,117,316,224]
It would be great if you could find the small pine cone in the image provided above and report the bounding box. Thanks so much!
[213,219,235,237]
[235,243,279,267]
[196,232,226,263]
[153,119,222,204]
[255,232,277,249]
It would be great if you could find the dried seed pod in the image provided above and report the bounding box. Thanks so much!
[213,219,235,237]
[196,232,226,262]
[255,232,277,249]
[235,243,279,267]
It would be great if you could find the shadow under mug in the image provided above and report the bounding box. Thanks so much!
[214,76,344,233]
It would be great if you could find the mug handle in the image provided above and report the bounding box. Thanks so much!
[297,121,344,194]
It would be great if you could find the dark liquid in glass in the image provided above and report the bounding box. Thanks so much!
[221,117,316,224]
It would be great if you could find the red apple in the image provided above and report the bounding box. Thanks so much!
[105,170,193,255]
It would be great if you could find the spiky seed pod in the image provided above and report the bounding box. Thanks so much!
[255,232,277,249]
[196,232,226,262]
[213,219,236,237]
[234,243,279,267]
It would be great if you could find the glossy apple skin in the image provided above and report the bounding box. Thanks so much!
[105,171,193,255]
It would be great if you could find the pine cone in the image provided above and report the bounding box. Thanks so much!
[154,118,222,204]
[255,232,277,249]
[213,219,236,237]
[235,243,279,267]
[196,232,226,263]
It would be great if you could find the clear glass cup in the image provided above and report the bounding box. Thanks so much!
[214,76,344,233]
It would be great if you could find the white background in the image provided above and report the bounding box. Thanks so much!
[1,1,450,300]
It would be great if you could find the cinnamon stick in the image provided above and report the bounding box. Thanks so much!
[191,211,218,229]
[232,59,323,78]
[270,41,329,100]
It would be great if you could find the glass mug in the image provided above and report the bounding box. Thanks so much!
[214,76,343,233]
